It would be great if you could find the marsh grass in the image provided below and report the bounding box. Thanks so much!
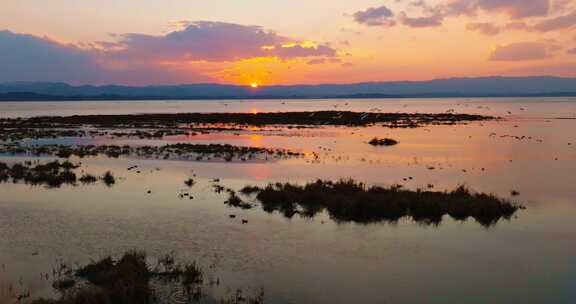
[102,171,116,187]
[0,161,117,188]
[224,189,252,210]
[32,251,152,304]
[368,137,399,146]
[29,251,261,304]
[79,174,98,184]
[0,128,86,142]
[184,178,195,187]
[0,143,303,163]
[0,160,79,187]
[2,111,493,128]
[240,179,523,227]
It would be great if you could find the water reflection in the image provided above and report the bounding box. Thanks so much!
[0,98,575,303]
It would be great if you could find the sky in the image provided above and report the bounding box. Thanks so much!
[1,0,576,86]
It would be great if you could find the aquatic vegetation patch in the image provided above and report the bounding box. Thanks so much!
[0,111,494,129]
[0,127,193,142]
[102,171,116,187]
[184,178,195,187]
[0,128,87,142]
[0,160,78,187]
[0,143,303,162]
[368,137,399,146]
[0,111,493,145]
[0,160,115,188]
[239,179,524,227]
[29,251,264,304]
[224,189,253,210]
[78,174,98,184]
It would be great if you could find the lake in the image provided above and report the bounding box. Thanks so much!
[1,97,575,303]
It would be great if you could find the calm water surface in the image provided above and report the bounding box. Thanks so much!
[1,98,575,303]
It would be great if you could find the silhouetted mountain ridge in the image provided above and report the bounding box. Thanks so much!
[1,76,576,101]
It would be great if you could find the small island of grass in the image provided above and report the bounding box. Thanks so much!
[0,161,116,188]
[368,137,399,146]
[240,179,523,227]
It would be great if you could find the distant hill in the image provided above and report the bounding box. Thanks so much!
[1,76,576,101]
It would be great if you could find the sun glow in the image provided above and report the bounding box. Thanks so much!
[250,82,259,88]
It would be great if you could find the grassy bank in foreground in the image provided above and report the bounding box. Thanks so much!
[239,179,523,227]
[29,251,263,304]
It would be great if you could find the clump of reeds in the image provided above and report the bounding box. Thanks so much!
[184,178,195,187]
[368,137,399,146]
[28,250,256,304]
[239,179,524,227]
[224,189,252,210]
[79,174,97,184]
[0,160,79,188]
[102,171,116,186]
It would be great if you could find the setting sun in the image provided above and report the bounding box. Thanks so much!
[250,82,259,88]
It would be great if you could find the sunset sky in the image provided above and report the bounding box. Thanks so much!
[1,0,576,85]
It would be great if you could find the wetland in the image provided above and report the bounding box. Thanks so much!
[1,98,575,304]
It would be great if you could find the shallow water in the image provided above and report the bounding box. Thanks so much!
[1,98,575,303]
[1,97,576,118]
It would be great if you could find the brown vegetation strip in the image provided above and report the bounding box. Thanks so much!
[0,143,303,162]
[0,111,493,128]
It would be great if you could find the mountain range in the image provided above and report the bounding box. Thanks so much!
[1,76,576,101]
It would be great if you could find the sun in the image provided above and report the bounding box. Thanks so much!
[250,82,259,88]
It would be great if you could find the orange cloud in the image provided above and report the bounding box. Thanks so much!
[105,22,337,62]
[0,22,341,85]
